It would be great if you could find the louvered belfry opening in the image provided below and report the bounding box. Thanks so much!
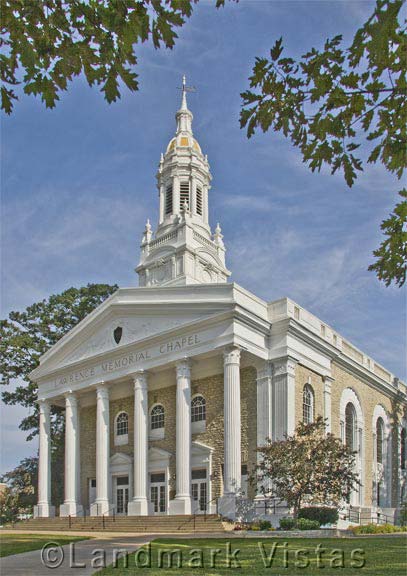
[196,186,203,216]
[165,184,173,215]
[180,181,190,210]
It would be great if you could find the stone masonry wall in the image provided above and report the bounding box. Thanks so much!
[79,366,258,508]
[295,361,405,508]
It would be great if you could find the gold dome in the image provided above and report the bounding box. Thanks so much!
[165,136,202,154]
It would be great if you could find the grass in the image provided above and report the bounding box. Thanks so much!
[97,536,407,575]
[0,533,90,558]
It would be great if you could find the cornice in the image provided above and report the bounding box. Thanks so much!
[285,317,404,402]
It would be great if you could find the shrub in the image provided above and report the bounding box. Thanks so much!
[250,524,261,531]
[296,518,320,530]
[279,517,296,530]
[259,520,272,531]
[351,523,407,535]
[298,506,338,525]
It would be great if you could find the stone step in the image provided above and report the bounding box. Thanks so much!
[11,514,225,533]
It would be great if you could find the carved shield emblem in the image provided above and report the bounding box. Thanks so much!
[113,326,123,345]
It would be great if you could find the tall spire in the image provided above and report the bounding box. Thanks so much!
[135,78,231,287]
[176,75,194,135]
[181,74,188,110]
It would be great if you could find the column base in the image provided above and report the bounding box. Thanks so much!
[218,494,237,520]
[169,496,192,515]
[34,503,55,518]
[90,500,110,516]
[127,498,149,516]
[59,502,84,517]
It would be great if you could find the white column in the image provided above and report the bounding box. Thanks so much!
[169,358,192,515]
[128,371,149,516]
[272,357,297,439]
[60,393,83,517]
[90,384,110,516]
[323,376,334,434]
[256,362,273,498]
[34,401,55,518]
[223,347,241,495]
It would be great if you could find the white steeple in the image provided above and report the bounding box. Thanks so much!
[136,77,231,287]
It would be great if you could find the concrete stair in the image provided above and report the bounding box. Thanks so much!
[11,514,225,533]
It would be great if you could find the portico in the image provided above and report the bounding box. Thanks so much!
[32,284,272,518]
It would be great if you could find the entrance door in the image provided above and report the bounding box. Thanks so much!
[115,476,129,515]
[191,469,207,513]
[150,472,166,514]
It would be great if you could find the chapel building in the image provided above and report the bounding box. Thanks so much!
[32,79,407,522]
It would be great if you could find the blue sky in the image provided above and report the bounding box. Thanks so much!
[1,0,405,474]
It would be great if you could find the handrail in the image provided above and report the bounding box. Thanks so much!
[102,506,116,529]
[177,496,219,531]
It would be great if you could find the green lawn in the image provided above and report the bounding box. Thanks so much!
[97,536,407,575]
[0,533,90,558]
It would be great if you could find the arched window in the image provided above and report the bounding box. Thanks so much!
[151,405,165,430]
[191,395,206,423]
[376,417,384,464]
[345,403,357,451]
[116,412,128,436]
[302,384,314,424]
[401,428,406,470]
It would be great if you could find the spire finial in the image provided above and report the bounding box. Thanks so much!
[179,75,196,112]
[181,74,188,110]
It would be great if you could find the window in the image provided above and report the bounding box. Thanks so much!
[376,417,384,464]
[302,384,314,424]
[151,405,165,430]
[180,181,190,210]
[196,186,203,216]
[401,429,406,470]
[294,306,300,320]
[191,395,206,423]
[115,412,129,445]
[345,403,357,451]
[165,184,173,215]
[116,412,128,436]
[321,324,326,337]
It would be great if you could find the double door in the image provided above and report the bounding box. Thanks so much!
[191,469,208,513]
[150,472,166,514]
[115,476,129,515]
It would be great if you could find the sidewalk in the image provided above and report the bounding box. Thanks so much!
[0,535,150,576]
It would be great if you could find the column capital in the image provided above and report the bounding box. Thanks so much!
[38,399,51,413]
[175,357,191,379]
[64,391,79,405]
[96,382,109,398]
[223,346,241,366]
[256,361,273,382]
[272,355,298,377]
[133,370,148,390]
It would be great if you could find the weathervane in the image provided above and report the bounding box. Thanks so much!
[179,75,196,95]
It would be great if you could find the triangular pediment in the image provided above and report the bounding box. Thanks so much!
[31,285,238,379]
[63,312,203,365]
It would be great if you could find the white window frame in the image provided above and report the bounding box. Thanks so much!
[302,384,314,424]
[150,404,165,440]
[191,394,206,433]
[114,411,129,446]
